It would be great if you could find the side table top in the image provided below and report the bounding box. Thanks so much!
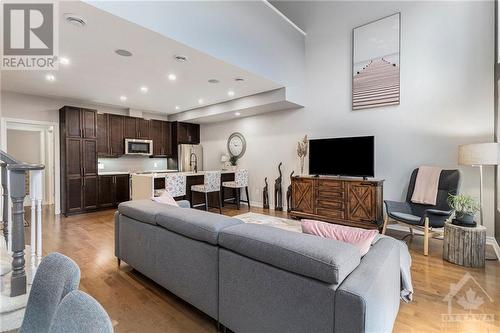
[444,221,487,231]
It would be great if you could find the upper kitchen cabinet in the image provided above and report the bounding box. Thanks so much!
[137,118,151,139]
[60,106,97,139]
[109,114,124,156]
[173,122,200,145]
[97,113,125,157]
[151,120,173,157]
[97,113,110,156]
[124,116,138,139]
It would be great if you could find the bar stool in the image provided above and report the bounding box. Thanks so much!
[165,173,187,200]
[190,171,222,213]
[222,169,250,210]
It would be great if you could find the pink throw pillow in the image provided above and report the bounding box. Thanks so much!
[151,191,179,207]
[301,219,379,256]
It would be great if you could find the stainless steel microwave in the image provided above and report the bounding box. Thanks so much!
[125,139,153,156]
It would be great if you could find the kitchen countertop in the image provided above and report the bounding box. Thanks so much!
[131,170,235,178]
[98,169,178,176]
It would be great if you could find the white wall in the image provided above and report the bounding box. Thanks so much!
[201,1,496,235]
[87,0,305,103]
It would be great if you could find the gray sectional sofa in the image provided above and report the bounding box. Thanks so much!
[115,200,401,333]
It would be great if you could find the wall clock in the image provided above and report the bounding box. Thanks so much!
[227,132,246,158]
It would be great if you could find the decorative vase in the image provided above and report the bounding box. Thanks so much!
[299,156,305,175]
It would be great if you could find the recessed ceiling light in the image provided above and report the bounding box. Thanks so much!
[140,86,148,93]
[228,90,235,97]
[64,14,87,27]
[115,49,132,57]
[235,77,245,82]
[208,79,219,84]
[235,112,241,116]
[59,57,70,65]
[174,55,188,62]
[198,99,204,105]
[168,73,177,81]
[175,106,180,110]
[45,74,55,82]
[120,95,127,102]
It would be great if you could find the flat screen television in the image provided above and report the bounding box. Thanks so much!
[309,136,374,178]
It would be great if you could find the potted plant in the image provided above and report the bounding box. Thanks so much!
[447,194,480,227]
[229,155,238,170]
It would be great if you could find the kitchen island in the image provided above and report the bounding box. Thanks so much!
[131,170,236,208]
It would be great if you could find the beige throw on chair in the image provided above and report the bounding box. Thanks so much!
[410,166,442,205]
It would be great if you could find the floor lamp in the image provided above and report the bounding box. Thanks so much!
[458,143,499,226]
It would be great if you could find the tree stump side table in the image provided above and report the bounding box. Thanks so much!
[443,222,486,268]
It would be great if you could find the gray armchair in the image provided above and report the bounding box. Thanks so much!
[48,290,113,333]
[19,253,80,333]
[382,168,460,255]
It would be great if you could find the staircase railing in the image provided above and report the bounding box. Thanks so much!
[0,150,44,297]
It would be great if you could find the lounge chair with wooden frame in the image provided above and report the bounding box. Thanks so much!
[382,168,460,256]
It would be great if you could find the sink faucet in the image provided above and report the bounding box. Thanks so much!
[189,152,198,173]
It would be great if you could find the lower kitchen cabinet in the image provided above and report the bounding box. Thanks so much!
[98,174,130,208]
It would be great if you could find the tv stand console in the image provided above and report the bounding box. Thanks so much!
[290,176,384,229]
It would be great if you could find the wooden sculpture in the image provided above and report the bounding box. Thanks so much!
[274,162,283,211]
[263,177,270,209]
[286,171,294,212]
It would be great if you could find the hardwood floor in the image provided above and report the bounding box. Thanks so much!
[29,205,500,333]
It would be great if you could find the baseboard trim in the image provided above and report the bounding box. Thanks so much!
[387,225,500,261]
[487,236,500,261]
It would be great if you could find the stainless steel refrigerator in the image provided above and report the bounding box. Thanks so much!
[178,144,203,172]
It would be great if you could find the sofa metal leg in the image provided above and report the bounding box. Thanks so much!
[117,258,121,266]
[382,215,388,235]
[424,217,429,256]
[409,227,414,236]
[204,193,209,211]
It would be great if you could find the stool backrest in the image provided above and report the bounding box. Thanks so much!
[234,169,249,187]
[165,173,187,197]
[204,171,221,192]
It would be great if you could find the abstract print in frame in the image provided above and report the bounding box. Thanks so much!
[352,13,401,110]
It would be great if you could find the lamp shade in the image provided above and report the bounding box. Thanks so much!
[458,143,500,166]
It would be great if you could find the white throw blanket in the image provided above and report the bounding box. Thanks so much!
[411,166,442,205]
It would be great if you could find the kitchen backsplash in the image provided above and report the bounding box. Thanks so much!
[98,156,172,173]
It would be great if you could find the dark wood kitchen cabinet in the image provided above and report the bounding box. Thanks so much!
[151,120,173,157]
[98,174,130,208]
[61,106,97,139]
[109,114,124,156]
[97,113,109,156]
[137,119,150,139]
[124,117,138,139]
[60,106,98,216]
[173,122,200,145]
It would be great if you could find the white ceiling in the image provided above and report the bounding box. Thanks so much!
[1,1,282,115]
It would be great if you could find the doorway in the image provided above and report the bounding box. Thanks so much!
[0,118,60,214]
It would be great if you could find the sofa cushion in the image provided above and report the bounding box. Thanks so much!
[219,223,361,284]
[118,200,177,225]
[156,208,243,245]
[301,219,379,256]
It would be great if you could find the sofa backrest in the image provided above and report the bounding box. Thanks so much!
[219,223,361,285]
[117,200,242,245]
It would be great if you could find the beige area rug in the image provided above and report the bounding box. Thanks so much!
[234,212,302,233]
